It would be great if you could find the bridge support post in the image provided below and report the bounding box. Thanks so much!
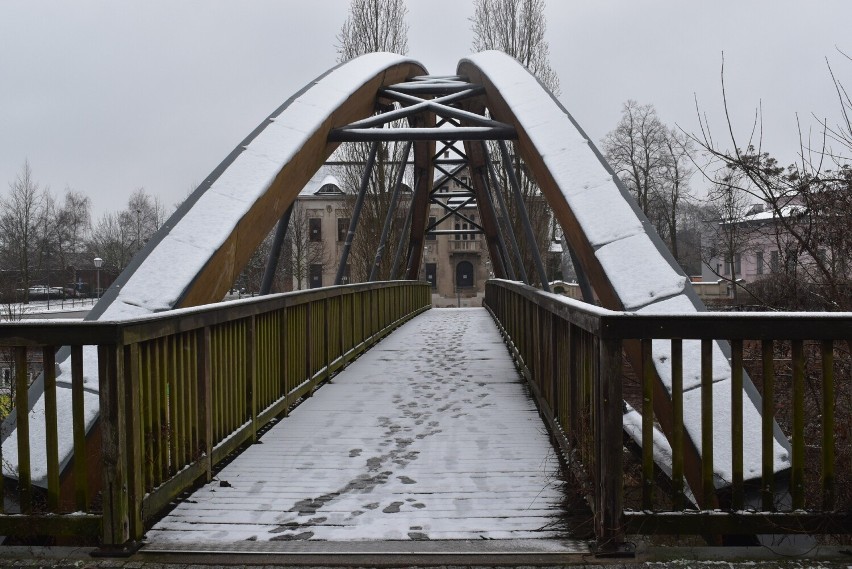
[260,204,293,295]
[595,337,628,556]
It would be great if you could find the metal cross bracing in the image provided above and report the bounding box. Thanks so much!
[322,74,553,290]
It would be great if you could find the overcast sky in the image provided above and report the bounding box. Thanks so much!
[2,0,850,220]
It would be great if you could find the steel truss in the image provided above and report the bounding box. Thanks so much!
[321,74,557,288]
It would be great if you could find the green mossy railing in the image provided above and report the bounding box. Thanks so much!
[485,279,852,548]
[0,281,431,547]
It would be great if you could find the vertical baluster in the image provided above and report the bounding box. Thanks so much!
[761,339,775,510]
[98,344,128,546]
[821,340,835,510]
[791,339,805,510]
[14,347,31,513]
[597,337,624,549]
[150,342,162,487]
[671,339,685,511]
[731,339,744,510]
[158,337,169,480]
[248,316,257,442]
[641,339,654,510]
[142,343,153,493]
[198,327,213,481]
[701,339,714,508]
[125,343,143,540]
[168,335,179,475]
[71,345,88,511]
[42,346,59,512]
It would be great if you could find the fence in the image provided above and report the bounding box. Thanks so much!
[0,281,431,546]
[484,279,851,547]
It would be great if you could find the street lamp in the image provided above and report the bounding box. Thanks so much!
[93,257,103,299]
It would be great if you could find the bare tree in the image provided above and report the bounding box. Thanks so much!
[336,0,408,61]
[703,168,754,304]
[471,0,560,286]
[280,203,328,290]
[45,187,92,277]
[471,0,560,96]
[0,161,48,302]
[602,101,668,217]
[656,127,695,262]
[602,101,697,271]
[333,0,410,282]
[692,54,852,310]
[88,187,165,274]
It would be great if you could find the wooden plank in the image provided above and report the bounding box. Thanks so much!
[730,339,744,510]
[791,339,805,509]
[124,343,143,540]
[700,339,714,508]
[198,327,213,482]
[247,315,257,442]
[98,344,128,546]
[0,514,102,538]
[597,337,625,550]
[671,339,684,511]
[641,339,654,510]
[761,339,775,511]
[42,346,59,512]
[71,345,88,511]
[821,340,835,510]
[14,346,31,514]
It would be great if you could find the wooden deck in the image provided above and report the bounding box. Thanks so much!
[144,308,575,544]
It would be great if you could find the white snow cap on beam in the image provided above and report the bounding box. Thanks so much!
[2,52,421,487]
[464,50,790,483]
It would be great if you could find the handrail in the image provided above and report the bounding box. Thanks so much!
[0,281,431,546]
[484,279,852,547]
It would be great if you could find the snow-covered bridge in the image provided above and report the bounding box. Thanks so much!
[144,308,583,546]
[0,51,849,556]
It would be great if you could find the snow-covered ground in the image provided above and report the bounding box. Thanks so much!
[146,308,573,543]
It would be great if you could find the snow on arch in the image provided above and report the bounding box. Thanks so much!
[458,50,790,496]
[1,52,428,486]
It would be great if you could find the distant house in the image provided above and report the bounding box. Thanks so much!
[701,198,849,303]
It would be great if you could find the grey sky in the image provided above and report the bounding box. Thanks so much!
[2,1,850,220]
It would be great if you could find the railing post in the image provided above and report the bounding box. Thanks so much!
[596,336,625,553]
[197,327,213,481]
[247,315,257,442]
[99,343,130,548]
[124,343,144,541]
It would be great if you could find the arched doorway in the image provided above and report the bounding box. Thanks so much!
[455,260,474,288]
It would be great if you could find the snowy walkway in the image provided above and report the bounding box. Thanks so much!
[145,308,572,544]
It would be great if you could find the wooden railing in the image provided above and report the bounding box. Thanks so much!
[0,281,431,546]
[484,280,852,547]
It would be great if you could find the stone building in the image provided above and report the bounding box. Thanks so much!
[288,165,490,307]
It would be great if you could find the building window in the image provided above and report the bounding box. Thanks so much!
[454,222,461,240]
[337,218,349,242]
[756,251,763,275]
[456,261,474,288]
[734,254,741,275]
[460,176,469,187]
[770,250,780,273]
[309,264,323,288]
[340,264,351,285]
[1,368,10,387]
[723,255,730,275]
[309,218,322,242]
[426,217,436,241]
[439,185,449,193]
[425,263,437,288]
